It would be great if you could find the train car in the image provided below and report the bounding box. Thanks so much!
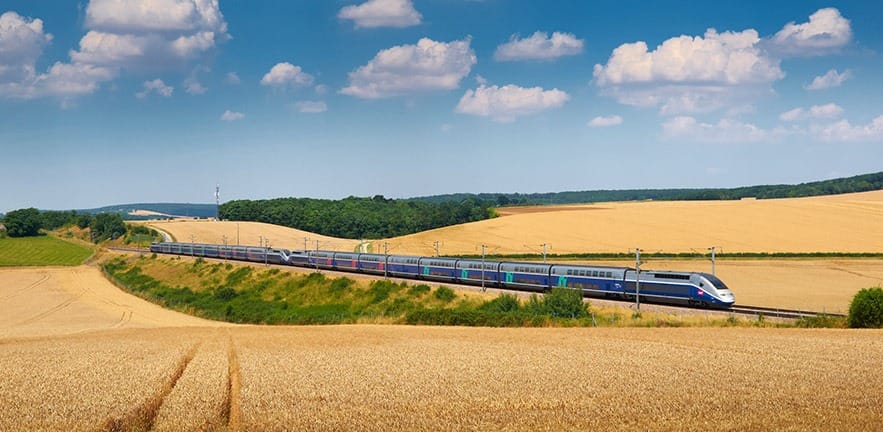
[287,250,311,266]
[387,255,420,278]
[499,262,553,292]
[308,251,335,269]
[620,270,734,308]
[332,252,360,271]
[417,257,459,283]
[455,259,502,285]
[550,264,628,297]
[358,253,388,275]
[150,242,289,265]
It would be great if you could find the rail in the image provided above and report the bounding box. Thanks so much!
[728,305,845,319]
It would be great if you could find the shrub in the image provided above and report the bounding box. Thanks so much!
[434,286,456,302]
[848,287,883,328]
[407,284,431,297]
[527,288,588,318]
[329,277,354,296]
[480,293,521,313]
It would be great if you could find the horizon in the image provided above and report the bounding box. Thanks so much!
[3,1,883,213]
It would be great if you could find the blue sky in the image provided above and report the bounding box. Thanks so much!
[2,0,882,212]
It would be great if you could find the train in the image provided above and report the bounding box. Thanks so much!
[149,241,736,309]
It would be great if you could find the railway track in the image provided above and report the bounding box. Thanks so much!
[728,305,844,319]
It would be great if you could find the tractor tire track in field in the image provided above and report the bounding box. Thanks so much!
[0,272,50,300]
[103,342,200,432]
[225,334,242,432]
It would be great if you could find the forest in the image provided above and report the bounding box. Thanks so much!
[219,196,495,239]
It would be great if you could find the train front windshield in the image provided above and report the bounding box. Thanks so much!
[704,274,731,291]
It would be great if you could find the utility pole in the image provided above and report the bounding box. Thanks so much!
[190,234,195,256]
[215,184,220,221]
[481,244,487,292]
[304,237,308,252]
[315,240,320,271]
[222,235,228,261]
[236,223,240,246]
[632,248,644,312]
[708,246,719,276]
[433,241,440,257]
[259,235,263,248]
[265,239,270,267]
[542,243,548,264]
[383,242,389,279]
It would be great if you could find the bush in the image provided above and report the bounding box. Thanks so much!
[3,208,42,237]
[480,293,521,313]
[407,284,431,297]
[527,288,588,318]
[848,287,883,328]
[434,286,456,302]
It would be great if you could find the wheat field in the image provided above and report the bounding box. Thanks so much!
[1,325,881,431]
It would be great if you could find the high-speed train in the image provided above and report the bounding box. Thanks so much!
[150,242,735,309]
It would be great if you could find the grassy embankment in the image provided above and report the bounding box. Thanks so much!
[0,235,93,266]
[103,255,843,327]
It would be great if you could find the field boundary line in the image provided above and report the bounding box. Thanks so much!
[225,333,242,432]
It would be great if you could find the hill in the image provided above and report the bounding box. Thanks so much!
[410,171,883,205]
[78,203,217,220]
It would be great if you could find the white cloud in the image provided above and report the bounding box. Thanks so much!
[220,110,244,121]
[260,62,314,88]
[338,0,421,29]
[136,78,173,98]
[494,31,583,61]
[772,8,851,55]
[805,69,851,90]
[184,66,207,94]
[2,1,229,101]
[593,28,783,114]
[224,71,240,84]
[810,116,883,142]
[314,84,328,95]
[588,115,623,127]
[455,84,569,123]
[72,0,228,69]
[341,37,476,99]
[662,116,780,143]
[0,11,53,83]
[779,103,844,122]
[294,100,327,113]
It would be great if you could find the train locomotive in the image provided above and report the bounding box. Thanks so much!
[149,242,735,309]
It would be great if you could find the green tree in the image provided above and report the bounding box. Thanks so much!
[90,213,126,242]
[3,208,42,237]
[848,288,883,328]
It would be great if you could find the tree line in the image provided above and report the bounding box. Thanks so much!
[1,208,127,242]
[219,195,496,239]
[410,171,883,206]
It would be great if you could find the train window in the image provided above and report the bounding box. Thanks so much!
[593,271,599,277]
[606,272,612,278]
[566,269,573,276]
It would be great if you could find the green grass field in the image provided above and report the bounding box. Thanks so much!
[0,236,93,266]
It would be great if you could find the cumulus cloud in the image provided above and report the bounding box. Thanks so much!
[494,31,583,61]
[2,1,229,101]
[0,11,53,82]
[294,100,327,113]
[593,8,853,115]
[72,0,228,68]
[183,66,207,94]
[220,110,244,121]
[338,0,421,29]
[341,37,476,99]
[779,103,844,122]
[136,78,173,98]
[260,62,314,88]
[455,84,569,123]
[805,69,851,90]
[593,28,783,114]
[662,116,782,143]
[810,116,883,142]
[772,8,851,55]
[588,115,623,127]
